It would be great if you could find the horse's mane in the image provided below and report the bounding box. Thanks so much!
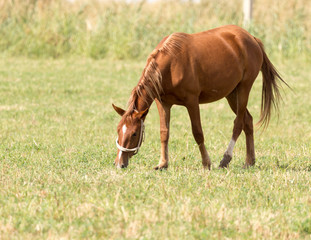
[126,33,188,112]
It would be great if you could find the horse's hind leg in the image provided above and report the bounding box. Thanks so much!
[243,109,255,167]
[186,99,211,170]
[219,85,255,168]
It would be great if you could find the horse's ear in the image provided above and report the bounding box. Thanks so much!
[134,108,149,120]
[112,104,125,116]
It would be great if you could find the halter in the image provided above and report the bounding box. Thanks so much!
[116,120,145,155]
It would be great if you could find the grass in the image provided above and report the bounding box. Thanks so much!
[0,1,310,238]
[0,56,310,239]
[0,0,310,60]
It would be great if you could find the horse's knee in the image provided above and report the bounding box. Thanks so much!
[192,130,204,145]
[160,129,169,142]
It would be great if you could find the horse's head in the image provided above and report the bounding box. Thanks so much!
[112,104,148,168]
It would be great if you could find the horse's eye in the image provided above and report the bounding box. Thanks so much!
[132,133,137,137]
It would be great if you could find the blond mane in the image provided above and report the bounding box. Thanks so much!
[126,33,188,111]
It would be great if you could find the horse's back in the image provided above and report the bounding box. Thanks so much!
[157,25,263,105]
[189,25,263,76]
[190,25,263,90]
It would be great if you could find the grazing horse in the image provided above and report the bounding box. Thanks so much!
[112,25,287,169]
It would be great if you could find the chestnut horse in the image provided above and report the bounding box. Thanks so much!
[112,25,287,169]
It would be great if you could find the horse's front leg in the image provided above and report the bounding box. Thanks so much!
[154,99,171,170]
[186,99,211,170]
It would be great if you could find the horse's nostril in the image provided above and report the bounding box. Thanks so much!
[121,164,125,168]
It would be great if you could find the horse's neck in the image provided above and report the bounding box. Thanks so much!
[134,88,154,112]
[129,55,164,113]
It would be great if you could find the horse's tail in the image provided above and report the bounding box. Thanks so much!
[255,37,289,129]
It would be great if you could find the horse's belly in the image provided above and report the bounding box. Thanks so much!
[196,76,240,103]
[198,90,229,103]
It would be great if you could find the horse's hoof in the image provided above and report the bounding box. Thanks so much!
[243,162,255,169]
[219,154,232,168]
[203,164,211,170]
[154,164,168,170]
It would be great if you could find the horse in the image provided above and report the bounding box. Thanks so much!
[112,25,288,169]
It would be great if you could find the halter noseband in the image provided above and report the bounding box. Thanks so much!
[116,119,145,155]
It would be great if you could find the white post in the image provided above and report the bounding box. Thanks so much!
[243,0,253,26]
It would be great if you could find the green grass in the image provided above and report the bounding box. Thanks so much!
[0,56,310,239]
[0,0,310,60]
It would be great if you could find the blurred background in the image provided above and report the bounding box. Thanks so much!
[0,0,310,60]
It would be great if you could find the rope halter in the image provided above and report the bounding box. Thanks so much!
[116,120,145,155]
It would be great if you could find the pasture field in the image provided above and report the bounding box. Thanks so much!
[0,56,310,239]
[0,0,310,60]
